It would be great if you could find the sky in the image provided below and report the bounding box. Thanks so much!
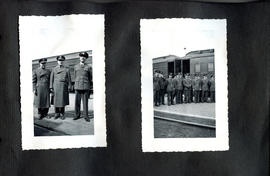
[140,18,226,59]
[19,15,104,60]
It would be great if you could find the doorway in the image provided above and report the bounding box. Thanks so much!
[182,60,190,75]
[168,62,174,76]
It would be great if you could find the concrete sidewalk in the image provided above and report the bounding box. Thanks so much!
[154,102,215,118]
[34,93,94,136]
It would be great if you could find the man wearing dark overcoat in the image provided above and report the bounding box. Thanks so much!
[175,73,183,104]
[33,58,51,119]
[166,73,175,105]
[153,71,160,106]
[50,56,72,120]
[73,52,92,122]
[193,75,202,103]
[158,73,166,105]
[209,75,215,102]
[201,75,209,102]
[183,74,192,103]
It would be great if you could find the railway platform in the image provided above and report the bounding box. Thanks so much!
[34,93,94,136]
[154,102,216,138]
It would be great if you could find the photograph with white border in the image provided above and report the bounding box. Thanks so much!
[141,18,228,152]
[19,14,106,150]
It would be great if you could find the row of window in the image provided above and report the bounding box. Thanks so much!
[194,63,214,72]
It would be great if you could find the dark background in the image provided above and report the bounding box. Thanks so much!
[0,0,269,176]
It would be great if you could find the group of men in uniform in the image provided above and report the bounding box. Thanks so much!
[153,70,215,106]
[32,52,92,122]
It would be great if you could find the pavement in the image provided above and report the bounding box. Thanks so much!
[34,93,94,136]
[154,97,215,118]
[154,96,216,138]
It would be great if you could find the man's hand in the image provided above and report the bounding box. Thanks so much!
[33,90,37,96]
[50,88,54,94]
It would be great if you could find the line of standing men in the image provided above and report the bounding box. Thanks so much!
[32,52,92,122]
[153,71,215,106]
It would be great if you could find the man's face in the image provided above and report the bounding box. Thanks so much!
[58,60,63,65]
[80,56,86,63]
[40,62,46,68]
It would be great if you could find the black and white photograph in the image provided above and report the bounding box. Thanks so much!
[32,50,94,136]
[152,49,216,138]
[141,18,228,152]
[19,15,106,150]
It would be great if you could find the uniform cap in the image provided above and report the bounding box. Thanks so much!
[39,58,47,64]
[79,52,89,58]
[56,56,66,61]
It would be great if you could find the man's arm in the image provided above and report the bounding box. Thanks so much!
[67,68,72,91]
[32,70,37,95]
[49,68,54,91]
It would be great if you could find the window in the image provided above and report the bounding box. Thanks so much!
[195,63,200,72]
[208,63,214,72]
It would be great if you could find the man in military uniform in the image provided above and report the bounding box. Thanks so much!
[193,74,202,103]
[166,73,175,105]
[158,73,166,105]
[183,73,192,103]
[209,75,215,102]
[153,71,160,106]
[33,58,51,119]
[73,52,92,122]
[175,73,183,104]
[201,75,209,102]
[50,56,72,120]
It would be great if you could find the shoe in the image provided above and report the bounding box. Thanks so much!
[60,113,65,120]
[38,114,43,120]
[85,118,90,122]
[73,116,80,120]
[46,114,51,119]
[54,113,60,119]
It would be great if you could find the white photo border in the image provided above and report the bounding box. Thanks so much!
[19,14,106,150]
[141,18,228,152]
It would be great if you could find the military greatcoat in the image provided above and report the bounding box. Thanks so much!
[202,79,209,91]
[33,67,51,108]
[50,65,71,107]
[209,79,215,91]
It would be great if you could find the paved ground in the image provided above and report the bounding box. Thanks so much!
[154,96,216,138]
[155,98,215,118]
[34,93,94,136]
[154,119,215,138]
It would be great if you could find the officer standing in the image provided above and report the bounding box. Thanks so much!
[33,58,51,119]
[73,52,92,122]
[166,73,175,105]
[159,73,166,105]
[153,71,160,106]
[201,75,209,102]
[209,75,215,102]
[183,73,192,103]
[193,74,202,103]
[50,56,72,120]
[175,73,183,104]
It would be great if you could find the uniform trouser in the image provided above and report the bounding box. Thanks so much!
[154,90,160,106]
[75,90,89,119]
[184,89,191,103]
[176,89,183,104]
[191,89,194,102]
[202,91,209,102]
[167,91,174,105]
[194,90,200,103]
[38,108,49,116]
[159,89,165,104]
[55,107,65,114]
[210,91,215,102]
